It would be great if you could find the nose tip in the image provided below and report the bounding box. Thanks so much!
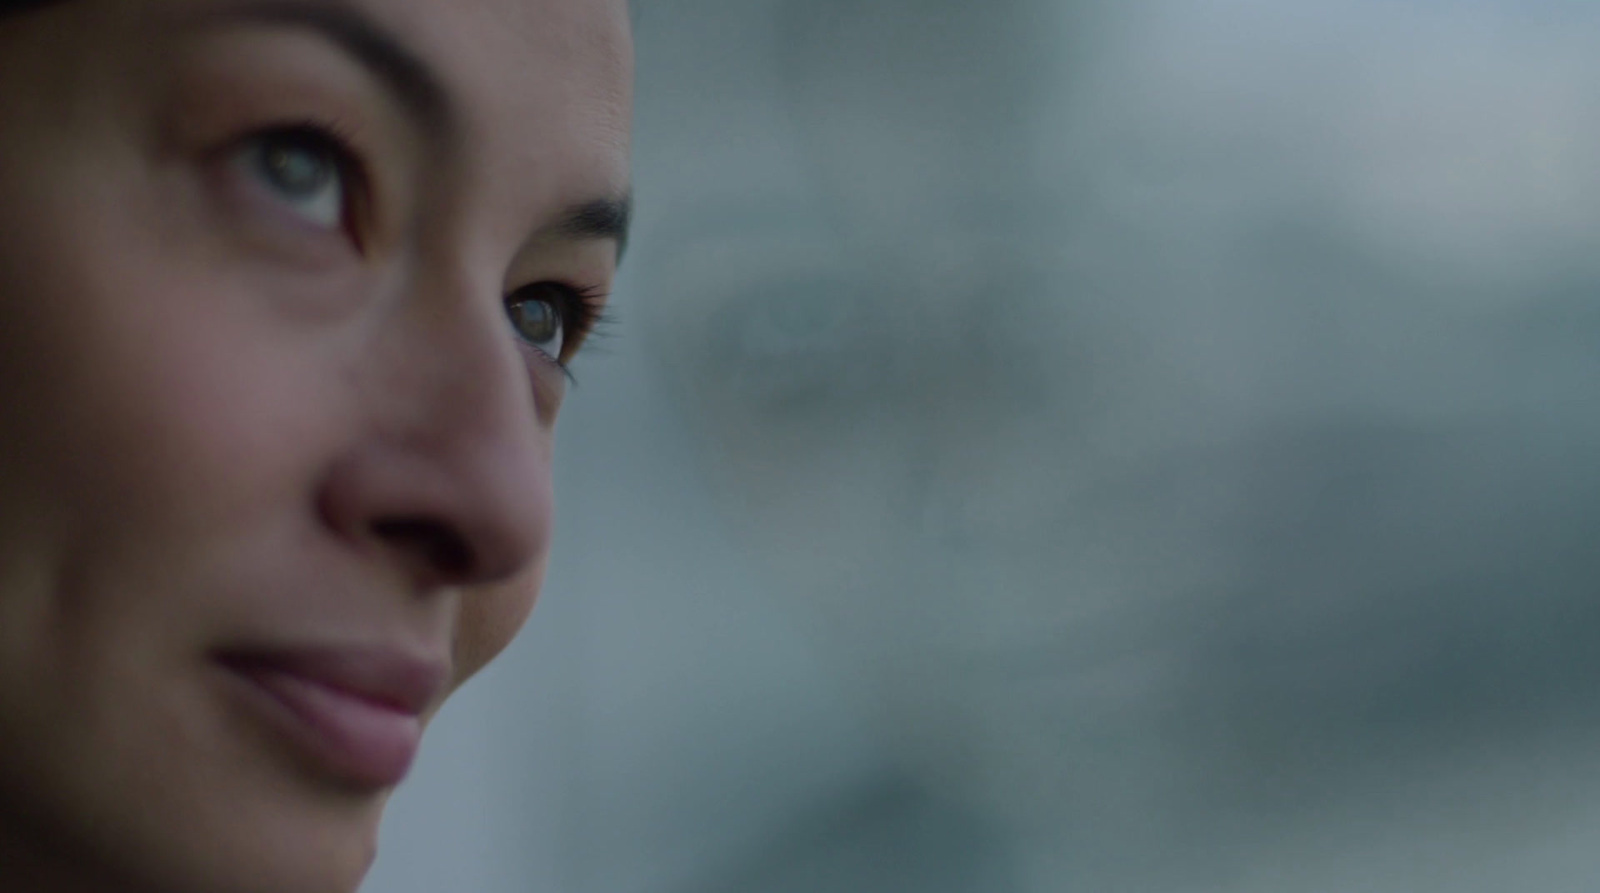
[318,441,551,592]
[319,266,558,592]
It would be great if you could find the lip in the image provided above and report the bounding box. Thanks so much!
[215,645,449,789]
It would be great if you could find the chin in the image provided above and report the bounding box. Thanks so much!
[9,743,396,893]
[123,802,386,893]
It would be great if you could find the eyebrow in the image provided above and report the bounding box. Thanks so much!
[187,0,631,263]
[186,0,455,141]
[554,194,634,263]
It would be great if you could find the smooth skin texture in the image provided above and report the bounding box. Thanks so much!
[0,1,630,891]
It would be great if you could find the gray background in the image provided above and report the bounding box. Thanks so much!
[367,1,1600,890]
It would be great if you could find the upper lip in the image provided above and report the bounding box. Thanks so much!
[215,644,449,716]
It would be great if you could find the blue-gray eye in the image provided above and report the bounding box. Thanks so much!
[237,129,347,229]
[506,284,567,358]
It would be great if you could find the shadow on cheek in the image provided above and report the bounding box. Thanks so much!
[450,570,544,685]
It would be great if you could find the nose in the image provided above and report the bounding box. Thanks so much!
[317,273,552,592]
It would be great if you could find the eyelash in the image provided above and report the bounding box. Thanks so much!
[515,282,613,382]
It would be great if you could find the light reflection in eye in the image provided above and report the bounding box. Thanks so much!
[235,127,350,230]
[505,283,568,360]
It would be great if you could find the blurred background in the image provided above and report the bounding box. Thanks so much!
[366,1,1600,890]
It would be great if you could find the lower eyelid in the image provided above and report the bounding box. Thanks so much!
[514,340,575,390]
[196,160,352,278]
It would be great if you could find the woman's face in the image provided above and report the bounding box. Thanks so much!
[0,1,630,891]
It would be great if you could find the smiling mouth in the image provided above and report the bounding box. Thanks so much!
[213,646,447,790]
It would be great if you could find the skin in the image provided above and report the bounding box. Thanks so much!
[633,0,1600,889]
[0,1,630,892]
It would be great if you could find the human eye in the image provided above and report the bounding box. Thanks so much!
[504,281,608,371]
[229,124,360,234]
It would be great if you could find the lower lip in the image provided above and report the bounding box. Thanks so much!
[221,662,423,789]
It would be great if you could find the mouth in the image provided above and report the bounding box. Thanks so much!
[214,645,449,790]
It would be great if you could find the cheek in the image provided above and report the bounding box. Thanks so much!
[445,402,559,688]
[3,180,301,511]
[451,554,546,687]
[29,276,337,541]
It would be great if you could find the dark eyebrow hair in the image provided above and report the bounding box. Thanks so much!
[186,0,455,141]
[187,1,631,263]
[555,194,634,263]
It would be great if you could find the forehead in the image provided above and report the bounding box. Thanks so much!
[373,0,633,180]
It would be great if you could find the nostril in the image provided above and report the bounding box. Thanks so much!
[370,518,475,581]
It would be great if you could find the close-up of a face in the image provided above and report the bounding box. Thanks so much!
[633,0,1600,887]
[0,0,629,891]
